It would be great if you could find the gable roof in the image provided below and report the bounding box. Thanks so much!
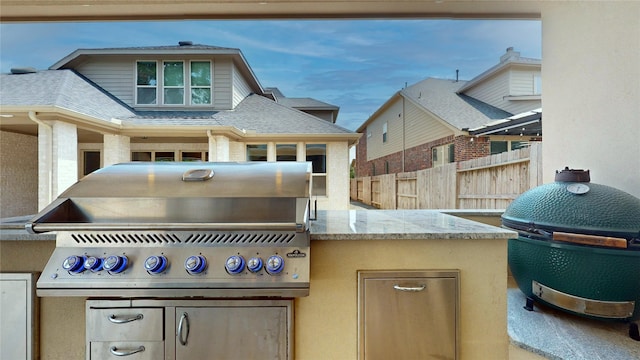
[49,42,265,95]
[456,47,541,94]
[1,69,357,142]
[0,70,135,121]
[357,77,511,133]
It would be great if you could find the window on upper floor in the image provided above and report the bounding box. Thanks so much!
[382,122,388,143]
[163,61,185,105]
[136,61,158,105]
[136,60,212,106]
[533,74,542,95]
[190,61,212,105]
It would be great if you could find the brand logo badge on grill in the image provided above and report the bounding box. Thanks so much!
[286,249,307,258]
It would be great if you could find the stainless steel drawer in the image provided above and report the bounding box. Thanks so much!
[358,270,459,360]
[90,341,163,360]
[87,308,163,341]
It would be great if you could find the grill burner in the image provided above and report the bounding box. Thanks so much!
[31,162,312,298]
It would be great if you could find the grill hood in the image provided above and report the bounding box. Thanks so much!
[27,161,312,234]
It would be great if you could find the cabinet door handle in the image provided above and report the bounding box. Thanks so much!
[178,312,190,346]
[109,345,145,356]
[107,313,144,324]
[393,284,426,292]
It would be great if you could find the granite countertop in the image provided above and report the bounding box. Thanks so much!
[309,209,516,240]
[1,210,515,241]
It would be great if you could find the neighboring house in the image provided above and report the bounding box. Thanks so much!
[355,47,541,177]
[0,42,360,217]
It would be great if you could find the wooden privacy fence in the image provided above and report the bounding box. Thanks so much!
[351,142,542,210]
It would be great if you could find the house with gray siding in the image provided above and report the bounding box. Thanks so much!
[0,42,360,217]
[355,47,541,177]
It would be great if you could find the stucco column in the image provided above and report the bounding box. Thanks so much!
[214,135,230,161]
[267,142,276,162]
[36,122,53,210]
[207,132,230,161]
[297,141,305,161]
[51,121,78,201]
[207,132,216,161]
[103,134,130,166]
[541,2,640,197]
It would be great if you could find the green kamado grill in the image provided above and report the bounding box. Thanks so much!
[503,168,640,340]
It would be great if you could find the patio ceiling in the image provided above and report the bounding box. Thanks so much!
[1,1,542,22]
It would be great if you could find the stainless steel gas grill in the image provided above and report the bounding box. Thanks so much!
[31,162,312,359]
[30,161,312,298]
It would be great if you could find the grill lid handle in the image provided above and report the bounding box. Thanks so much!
[182,168,214,182]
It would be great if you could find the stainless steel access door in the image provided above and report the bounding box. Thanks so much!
[358,270,459,360]
[174,301,292,360]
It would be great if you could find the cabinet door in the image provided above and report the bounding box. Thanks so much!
[0,273,37,360]
[359,271,459,360]
[175,305,290,360]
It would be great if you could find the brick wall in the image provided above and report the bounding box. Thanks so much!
[455,135,490,162]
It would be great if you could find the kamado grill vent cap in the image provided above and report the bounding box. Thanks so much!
[555,167,590,182]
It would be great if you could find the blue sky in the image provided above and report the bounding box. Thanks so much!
[0,20,541,131]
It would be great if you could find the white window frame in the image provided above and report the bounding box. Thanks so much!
[189,60,213,106]
[135,60,158,105]
[162,60,185,105]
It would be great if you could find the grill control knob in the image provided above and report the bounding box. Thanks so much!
[247,257,263,273]
[225,255,245,274]
[185,255,207,275]
[62,255,86,273]
[103,255,128,274]
[265,255,284,275]
[83,256,103,272]
[144,255,168,274]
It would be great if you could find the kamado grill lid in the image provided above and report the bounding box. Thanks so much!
[502,168,640,243]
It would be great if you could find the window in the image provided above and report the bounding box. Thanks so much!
[136,61,157,104]
[82,151,101,176]
[132,151,206,161]
[163,61,185,105]
[432,144,454,167]
[276,144,297,161]
[247,144,268,161]
[306,144,326,196]
[382,122,388,143]
[190,61,212,105]
[533,74,542,95]
[181,151,207,161]
[491,141,508,155]
[132,151,152,161]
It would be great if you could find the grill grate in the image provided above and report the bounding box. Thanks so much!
[71,232,181,245]
[184,232,296,245]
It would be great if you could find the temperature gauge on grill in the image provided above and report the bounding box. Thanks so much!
[185,255,207,275]
[144,255,168,275]
[265,255,284,275]
[225,255,246,274]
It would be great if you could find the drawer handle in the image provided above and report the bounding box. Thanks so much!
[107,313,144,324]
[178,312,190,346]
[109,345,145,356]
[393,284,426,292]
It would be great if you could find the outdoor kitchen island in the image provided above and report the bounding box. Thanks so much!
[303,209,515,360]
[0,209,515,360]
